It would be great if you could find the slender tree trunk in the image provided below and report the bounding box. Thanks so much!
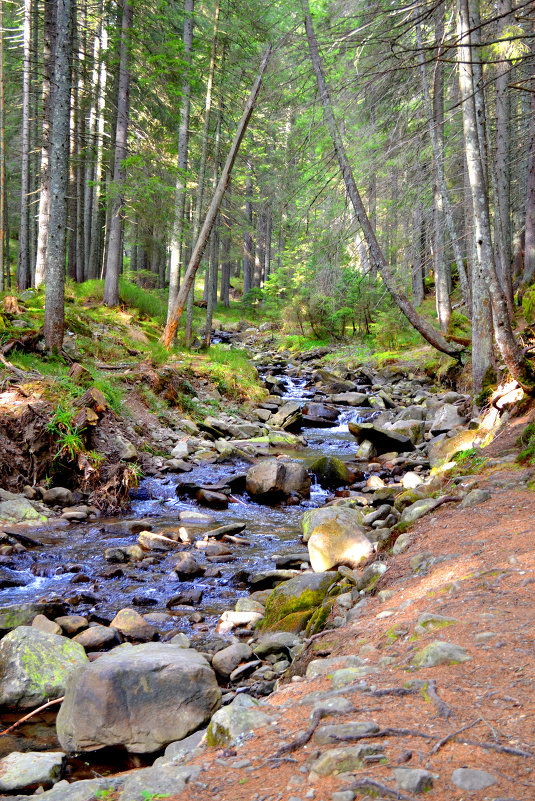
[167,0,194,321]
[185,0,219,345]
[457,0,535,391]
[0,0,5,292]
[4,177,10,288]
[220,194,231,306]
[17,0,31,289]
[411,203,425,306]
[103,0,132,305]
[494,0,513,302]
[87,24,107,281]
[161,45,272,348]
[204,81,223,347]
[43,0,74,351]
[523,21,535,286]
[302,0,462,357]
[243,157,253,295]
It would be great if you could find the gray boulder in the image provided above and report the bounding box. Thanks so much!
[0,627,88,709]
[246,459,310,501]
[269,401,302,430]
[301,505,365,543]
[0,602,66,634]
[42,487,74,506]
[0,497,47,524]
[308,520,373,572]
[212,642,253,678]
[431,403,465,434]
[206,693,272,746]
[56,643,221,754]
[117,764,201,801]
[0,751,65,792]
[348,422,413,454]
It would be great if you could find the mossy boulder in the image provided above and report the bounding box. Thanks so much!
[0,498,48,524]
[206,694,272,747]
[0,626,88,709]
[412,640,470,668]
[308,455,353,488]
[393,487,429,512]
[258,571,337,632]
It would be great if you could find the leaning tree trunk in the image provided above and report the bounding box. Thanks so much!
[103,0,132,306]
[161,45,272,348]
[43,0,74,351]
[167,0,194,322]
[302,0,462,357]
[457,0,535,392]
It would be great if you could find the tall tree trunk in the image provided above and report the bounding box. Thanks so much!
[167,0,194,322]
[457,0,535,391]
[243,157,253,296]
[523,21,535,286]
[43,0,74,351]
[220,194,231,306]
[411,203,425,306]
[184,0,219,345]
[87,24,108,281]
[204,80,223,348]
[103,0,132,305]
[17,0,31,289]
[161,45,272,348]
[0,0,5,292]
[494,0,513,303]
[302,0,462,357]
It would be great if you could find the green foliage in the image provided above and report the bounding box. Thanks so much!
[522,286,535,325]
[451,448,488,475]
[47,404,84,463]
[369,307,423,351]
[517,421,535,465]
[118,278,167,323]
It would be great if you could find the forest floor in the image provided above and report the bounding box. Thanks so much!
[108,413,535,801]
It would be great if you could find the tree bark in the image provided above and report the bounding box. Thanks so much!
[243,157,253,296]
[523,21,535,286]
[303,0,462,357]
[0,0,5,292]
[43,0,74,351]
[103,0,132,305]
[17,0,31,290]
[161,45,272,348]
[220,193,231,306]
[494,0,513,303]
[167,0,194,321]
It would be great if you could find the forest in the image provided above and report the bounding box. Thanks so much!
[0,0,533,392]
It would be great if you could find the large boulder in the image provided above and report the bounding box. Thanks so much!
[308,520,374,572]
[0,751,65,793]
[308,456,353,488]
[348,422,413,454]
[428,429,479,468]
[0,602,66,635]
[258,571,337,632]
[269,401,303,431]
[301,505,366,543]
[245,459,310,502]
[0,627,88,709]
[328,392,368,406]
[430,404,466,434]
[0,497,48,524]
[301,402,339,428]
[56,643,221,754]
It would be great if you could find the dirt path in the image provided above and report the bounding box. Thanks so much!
[145,414,535,801]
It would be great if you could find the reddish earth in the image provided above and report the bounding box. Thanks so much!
[133,412,535,801]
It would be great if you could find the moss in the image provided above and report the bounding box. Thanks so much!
[305,598,335,636]
[474,365,497,407]
[258,576,334,632]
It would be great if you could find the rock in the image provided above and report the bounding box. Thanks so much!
[248,568,300,589]
[388,420,425,444]
[306,655,364,678]
[393,768,434,793]
[116,764,201,801]
[168,632,190,647]
[0,567,29,588]
[124,544,144,561]
[73,625,119,651]
[401,471,423,489]
[114,434,138,461]
[110,608,154,642]
[431,404,465,433]
[314,720,379,745]
[310,744,385,776]
[302,402,339,427]
[253,632,298,658]
[138,531,180,551]
[245,459,310,501]
[392,532,413,555]
[259,571,337,632]
[0,751,65,792]
[179,510,216,525]
[451,768,497,791]
[212,643,253,678]
[57,643,221,754]
[308,520,373,572]
[170,441,189,459]
[428,429,479,468]
[356,439,376,460]
[55,615,88,636]
[0,627,88,709]
[401,497,443,524]
[196,489,229,509]
[328,392,368,406]
[235,597,265,613]
[216,610,262,633]
[206,693,272,746]
[301,506,365,543]
[270,401,302,430]
[414,612,458,634]
[32,614,62,635]
[43,487,74,506]
[308,456,353,487]
[0,497,47,524]
[173,553,203,577]
[104,547,127,562]
[460,488,491,508]
[348,422,413,454]
[15,777,121,801]
[412,640,470,668]
[355,561,387,592]
[0,602,65,634]
[159,729,204,764]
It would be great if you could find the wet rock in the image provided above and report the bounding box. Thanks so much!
[178,510,216,525]
[270,401,302,430]
[308,455,354,487]
[460,488,491,508]
[246,459,310,502]
[0,497,47,524]
[205,522,246,539]
[206,693,272,746]
[0,750,65,792]
[32,614,62,635]
[57,645,221,755]
[301,506,365,543]
[55,615,88,636]
[308,520,373,572]
[110,608,155,642]
[138,531,181,551]
[259,571,337,632]
[302,402,339,427]
[212,642,253,678]
[0,601,65,634]
[173,553,203,578]
[451,768,497,791]
[0,566,29,588]
[104,547,128,563]
[0,627,88,709]
[393,768,434,793]
[309,743,385,776]
[196,489,229,509]
[248,568,300,589]
[328,392,368,406]
[73,624,119,651]
[348,422,413,454]
[412,640,470,668]
[43,487,74,506]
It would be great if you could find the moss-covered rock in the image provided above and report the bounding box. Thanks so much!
[308,455,353,488]
[308,520,373,572]
[206,694,272,747]
[258,571,337,632]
